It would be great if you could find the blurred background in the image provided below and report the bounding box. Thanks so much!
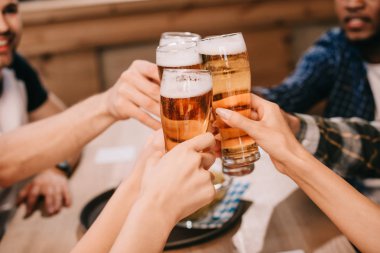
[18,0,337,111]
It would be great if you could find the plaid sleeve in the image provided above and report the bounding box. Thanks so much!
[296,114,380,179]
[257,36,336,114]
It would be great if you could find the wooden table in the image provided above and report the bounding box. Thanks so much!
[0,120,355,253]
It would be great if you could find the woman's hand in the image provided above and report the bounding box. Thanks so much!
[215,94,306,174]
[108,133,217,253]
[139,132,217,224]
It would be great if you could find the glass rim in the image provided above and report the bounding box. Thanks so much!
[200,32,243,42]
[162,68,210,75]
[161,31,201,39]
[156,41,197,52]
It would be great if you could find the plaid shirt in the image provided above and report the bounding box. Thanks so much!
[296,114,380,179]
[257,28,375,121]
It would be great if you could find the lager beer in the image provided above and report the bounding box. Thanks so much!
[160,69,213,151]
[159,32,201,46]
[198,33,260,176]
[156,42,203,79]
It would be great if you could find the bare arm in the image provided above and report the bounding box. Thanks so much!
[29,93,81,168]
[288,148,380,253]
[71,132,216,253]
[216,94,380,253]
[71,132,162,253]
[0,93,114,186]
[0,60,161,187]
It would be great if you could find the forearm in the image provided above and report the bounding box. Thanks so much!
[110,196,175,253]
[71,172,141,253]
[0,93,116,186]
[286,149,380,253]
[29,93,82,173]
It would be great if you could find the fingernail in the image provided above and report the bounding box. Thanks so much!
[216,108,232,120]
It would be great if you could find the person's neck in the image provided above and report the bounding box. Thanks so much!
[361,45,380,64]
[353,34,380,63]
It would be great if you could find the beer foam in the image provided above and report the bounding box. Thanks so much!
[156,42,202,67]
[160,70,212,99]
[159,32,201,46]
[197,33,247,56]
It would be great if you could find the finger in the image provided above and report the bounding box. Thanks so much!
[215,108,259,139]
[250,110,260,121]
[200,152,216,170]
[128,104,161,130]
[211,138,222,158]
[26,185,41,213]
[43,190,54,214]
[126,84,160,116]
[249,93,278,117]
[62,185,72,207]
[249,93,271,108]
[151,129,165,151]
[52,187,63,213]
[17,184,31,205]
[133,74,161,103]
[184,132,216,152]
[133,60,160,84]
[135,130,165,171]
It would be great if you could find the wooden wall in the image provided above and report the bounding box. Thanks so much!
[19,0,337,106]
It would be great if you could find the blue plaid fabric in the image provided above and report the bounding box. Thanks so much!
[257,27,375,121]
[178,181,250,229]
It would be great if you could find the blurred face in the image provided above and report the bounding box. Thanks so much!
[335,0,380,41]
[0,0,21,69]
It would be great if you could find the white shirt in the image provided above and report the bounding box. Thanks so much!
[366,63,380,120]
[0,68,28,132]
[0,68,29,212]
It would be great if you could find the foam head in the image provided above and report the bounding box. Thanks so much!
[197,33,247,56]
[156,42,203,68]
[160,69,212,99]
[159,32,201,46]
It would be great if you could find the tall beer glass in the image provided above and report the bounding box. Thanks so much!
[159,32,201,46]
[198,33,260,176]
[160,69,213,151]
[156,41,203,79]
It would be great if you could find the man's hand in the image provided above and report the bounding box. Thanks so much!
[17,168,71,217]
[105,60,161,130]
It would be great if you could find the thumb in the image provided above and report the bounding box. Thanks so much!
[215,108,259,139]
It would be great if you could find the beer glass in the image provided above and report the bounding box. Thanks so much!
[156,41,203,79]
[198,32,260,176]
[159,32,201,46]
[160,69,213,151]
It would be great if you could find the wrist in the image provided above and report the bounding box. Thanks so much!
[98,91,119,121]
[133,194,177,232]
[287,113,301,137]
[281,142,315,178]
[55,160,73,178]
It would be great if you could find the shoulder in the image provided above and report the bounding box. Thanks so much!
[302,27,348,64]
[9,52,39,81]
[313,27,351,52]
[9,52,48,112]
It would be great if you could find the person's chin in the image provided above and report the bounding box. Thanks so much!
[346,29,375,42]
